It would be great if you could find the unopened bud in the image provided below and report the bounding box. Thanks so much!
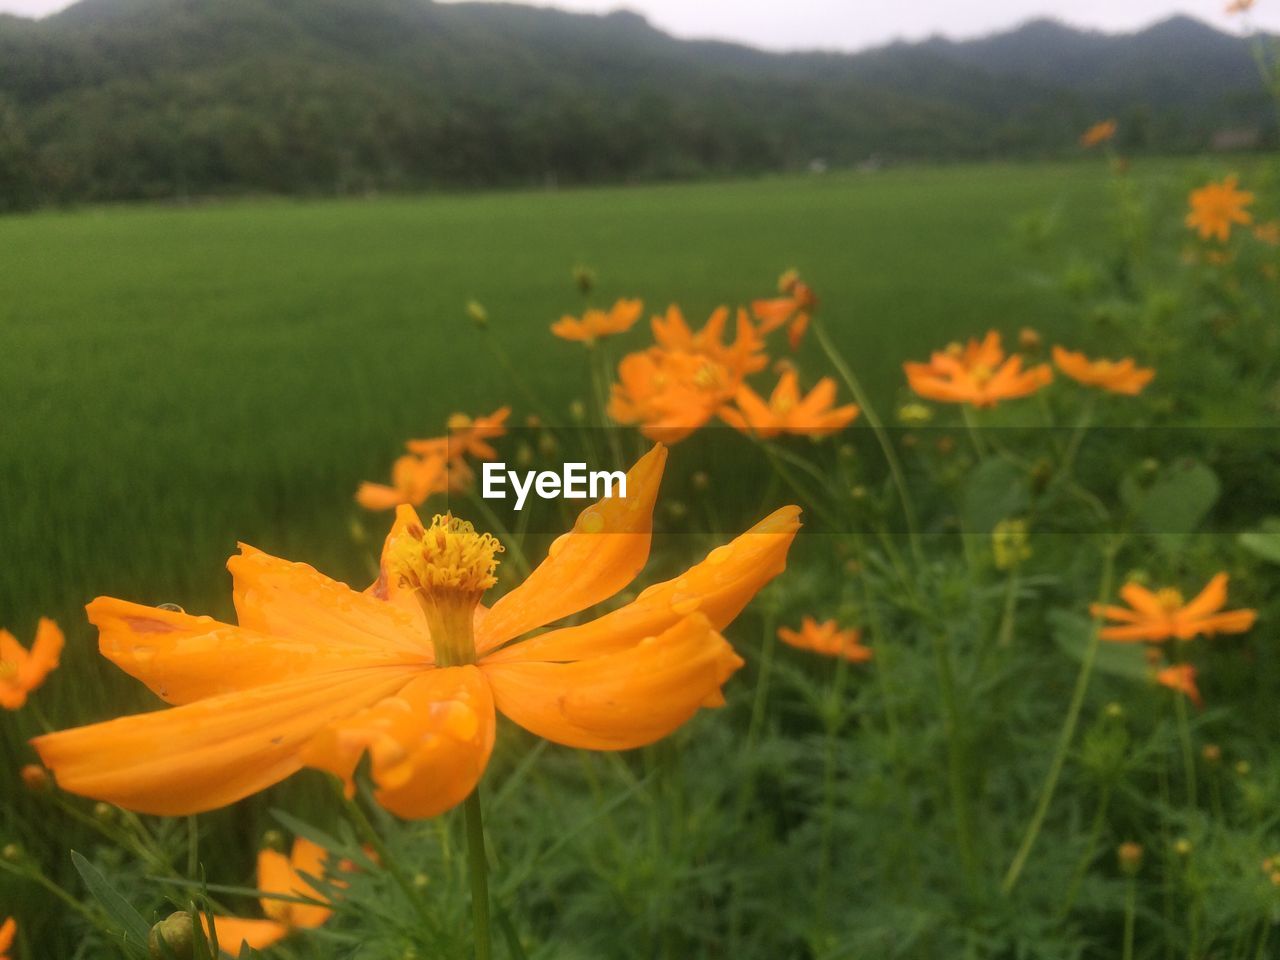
[261,830,285,853]
[1201,744,1221,766]
[1173,838,1192,858]
[1018,327,1043,353]
[20,764,50,793]
[465,300,489,329]
[149,911,196,960]
[691,471,710,493]
[1237,760,1252,777]
[413,872,430,890]
[2,843,21,863]
[1117,842,1143,875]
[572,265,596,296]
[568,400,586,423]
[93,802,116,824]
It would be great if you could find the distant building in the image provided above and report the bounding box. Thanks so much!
[1211,127,1261,152]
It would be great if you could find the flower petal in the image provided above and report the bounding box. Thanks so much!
[482,614,742,750]
[231,545,428,656]
[475,445,667,651]
[1178,573,1229,619]
[300,666,495,820]
[89,597,424,705]
[205,917,288,953]
[32,667,416,815]
[485,506,800,664]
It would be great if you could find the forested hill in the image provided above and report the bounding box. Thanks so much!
[0,0,1272,208]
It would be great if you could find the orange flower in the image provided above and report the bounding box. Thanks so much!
[1155,664,1203,709]
[752,270,817,350]
[1186,175,1254,242]
[1,618,63,710]
[903,331,1053,408]
[551,298,644,343]
[408,407,510,463]
[1254,220,1280,246]
[721,370,859,438]
[205,838,334,952]
[1091,573,1257,643]
[0,918,13,960]
[1052,346,1155,395]
[1226,0,1255,13]
[1080,120,1117,148]
[778,617,871,662]
[356,453,449,511]
[609,306,768,442]
[33,447,799,819]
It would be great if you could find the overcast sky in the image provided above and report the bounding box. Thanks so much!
[0,0,1274,51]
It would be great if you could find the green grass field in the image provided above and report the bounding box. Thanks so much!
[0,161,1124,639]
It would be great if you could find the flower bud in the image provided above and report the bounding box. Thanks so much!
[1117,842,1143,875]
[1201,744,1221,766]
[568,400,586,423]
[691,471,710,493]
[413,872,430,890]
[20,764,50,793]
[93,802,116,824]
[465,300,489,329]
[1237,760,1252,777]
[261,830,285,853]
[1104,702,1125,720]
[572,265,596,296]
[2,843,21,863]
[1018,327,1043,353]
[149,911,196,960]
[1173,838,1192,858]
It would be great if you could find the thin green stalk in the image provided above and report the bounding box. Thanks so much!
[1002,542,1117,895]
[814,653,851,932]
[744,611,779,761]
[588,343,624,470]
[1123,877,1137,960]
[1173,687,1198,808]
[464,789,493,960]
[812,318,923,566]
[932,623,977,884]
[1058,784,1113,920]
[1058,395,1097,483]
[960,405,989,460]
[335,785,435,933]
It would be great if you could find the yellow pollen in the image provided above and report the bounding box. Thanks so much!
[692,363,721,389]
[389,513,503,597]
[1155,588,1184,612]
[0,660,15,682]
[445,413,473,432]
[970,363,994,385]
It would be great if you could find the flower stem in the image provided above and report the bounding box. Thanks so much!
[1122,877,1137,960]
[812,318,923,566]
[1002,540,1117,895]
[1173,688,1198,808]
[464,788,493,960]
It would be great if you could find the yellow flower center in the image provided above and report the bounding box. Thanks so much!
[387,513,503,666]
[1155,588,1184,613]
[692,362,722,390]
[970,363,994,386]
[0,660,14,682]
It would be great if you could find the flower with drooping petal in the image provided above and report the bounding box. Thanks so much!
[904,331,1053,408]
[33,447,799,819]
[1052,347,1155,395]
[1186,176,1254,243]
[0,918,14,960]
[1155,664,1202,709]
[551,299,644,343]
[1091,573,1257,643]
[1,619,63,710]
[356,453,450,512]
[720,370,858,438]
[205,838,334,953]
[778,617,871,662]
[1080,120,1117,148]
[752,270,817,350]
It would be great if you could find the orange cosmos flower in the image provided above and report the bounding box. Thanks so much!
[752,270,817,350]
[1186,176,1254,242]
[610,306,768,442]
[0,918,13,960]
[1,618,63,710]
[551,298,644,343]
[1052,347,1155,395]
[1155,664,1202,709]
[205,838,334,953]
[409,407,510,463]
[356,453,450,511]
[778,617,871,662]
[1080,120,1117,148]
[33,447,799,819]
[903,331,1053,408]
[1091,573,1257,643]
[721,370,859,438]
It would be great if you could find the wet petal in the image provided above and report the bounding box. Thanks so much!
[486,506,800,664]
[483,614,743,750]
[476,445,667,651]
[32,667,416,815]
[300,666,495,820]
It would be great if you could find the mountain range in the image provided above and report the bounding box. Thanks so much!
[0,0,1273,208]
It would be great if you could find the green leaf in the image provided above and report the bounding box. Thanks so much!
[962,457,1029,534]
[1050,609,1150,681]
[1120,458,1220,546]
[1239,517,1280,565]
[70,850,152,958]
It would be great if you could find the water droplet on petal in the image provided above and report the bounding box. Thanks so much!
[580,510,604,534]
[670,594,700,616]
[548,533,571,559]
[157,603,184,613]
